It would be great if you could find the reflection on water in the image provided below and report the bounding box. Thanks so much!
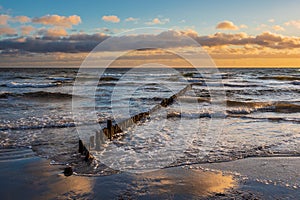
[0,152,236,199]
[25,159,95,200]
[0,154,94,200]
[45,175,94,200]
[128,167,236,197]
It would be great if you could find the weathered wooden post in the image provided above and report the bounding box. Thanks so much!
[89,136,95,148]
[107,119,112,140]
[79,140,84,154]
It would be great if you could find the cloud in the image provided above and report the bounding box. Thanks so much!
[240,24,248,29]
[0,14,10,25]
[146,18,169,25]
[102,15,120,23]
[285,20,300,29]
[272,25,285,31]
[37,27,68,37]
[0,33,108,53]
[1,30,300,55]
[32,15,81,28]
[216,21,239,30]
[20,26,35,35]
[268,19,275,23]
[11,16,31,23]
[0,26,17,36]
[125,17,139,22]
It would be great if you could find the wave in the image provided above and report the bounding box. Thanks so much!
[166,100,300,116]
[47,77,74,81]
[166,110,300,123]
[99,76,119,81]
[229,115,300,123]
[0,92,13,98]
[182,72,229,79]
[227,100,300,114]
[13,76,32,79]
[224,83,260,88]
[259,76,300,81]
[291,81,300,85]
[167,111,212,119]
[177,96,210,103]
[0,91,73,99]
[5,81,61,88]
[0,122,76,131]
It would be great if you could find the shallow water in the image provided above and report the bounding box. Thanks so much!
[0,68,299,174]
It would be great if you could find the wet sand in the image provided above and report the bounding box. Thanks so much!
[199,156,300,199]
[0,149,236,200]
[0,150,299,199]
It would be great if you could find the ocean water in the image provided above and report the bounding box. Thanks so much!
[0,68,299,174]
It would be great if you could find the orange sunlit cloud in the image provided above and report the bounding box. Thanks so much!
[216,21,239,30]
[11,16,31,24]
[0,14,10,25]
[37,27,68,37]
[102,15,120,23]
[32,15,81,28]
[0,26,17,36]
[20,25,35,35]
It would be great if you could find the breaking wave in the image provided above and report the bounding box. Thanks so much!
[5,81,61,88]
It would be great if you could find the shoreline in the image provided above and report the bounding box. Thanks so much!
[0,149,299,199]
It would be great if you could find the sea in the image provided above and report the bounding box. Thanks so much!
[0,67,299,175]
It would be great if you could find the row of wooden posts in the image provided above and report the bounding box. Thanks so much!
[79,84,193,156]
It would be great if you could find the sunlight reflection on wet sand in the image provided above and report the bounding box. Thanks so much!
[0,153,236,199]
[130,167,236,197]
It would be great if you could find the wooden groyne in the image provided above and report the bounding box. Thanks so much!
[79,84,193,154]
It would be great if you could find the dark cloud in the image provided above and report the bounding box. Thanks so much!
[0,33,109,53]
[0,30,300,54]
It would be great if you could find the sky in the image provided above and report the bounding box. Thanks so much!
[0,0,300,67]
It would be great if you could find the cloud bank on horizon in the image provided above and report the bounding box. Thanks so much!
[0,1,300,67]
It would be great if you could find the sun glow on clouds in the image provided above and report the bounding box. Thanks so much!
[1,5,300,67]
[102,15,120,23]
[0,26,17,36]
[32,15,81,28]
[20,26,35,35]
[216,21,239,30]
[37,27,68,37]
[285,20,300,29]
[11,16,31,24]
[0,14,10,25]
[146,18,170,25]
[1,29,300,67]
[125,17,139,22]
